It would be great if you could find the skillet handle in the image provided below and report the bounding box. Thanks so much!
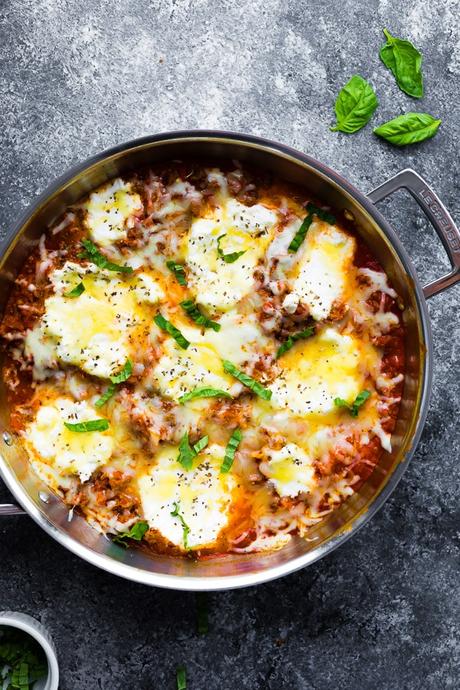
[0,503,26,516]
[368,168,460,299]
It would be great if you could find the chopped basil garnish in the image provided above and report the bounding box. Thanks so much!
[79,239,133,273]
[178,387,232,405]
[95,360,133,407]
[288,203,336,253]
[180,299,220,332]
[167,260,187,286]
[334,390,371,417]
[0,628,47,690]
[94,384,116,408]
[113,520,149,546]
[170,503,191,551]
[177,432,209,470]
[64,282,85,298]
[217,234,246,263]
[110,359,133,384]
[222,360,272,400]
[276,326,315,358]
[196,592,209,634]
[154,314,190,349]
[64,419,110,432]
[176,665,187,690]
[221,428,242,473]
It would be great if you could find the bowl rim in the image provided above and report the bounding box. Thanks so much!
[0,129,433,590]
[0,611,59,690]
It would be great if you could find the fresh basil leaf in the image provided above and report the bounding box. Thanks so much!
[330,75,378,134]
[217,234,246,263]
[154,313,190,349]
[334,390,371,417]
[178,387,232,405]
[170,502,191,550]
[176,665,187,690]
[374,113,441,146]
[166,260,187,286]
[222,360,272,400]
[276,326,315,358]
[94,383,116,408]
[196,592,209,634]
[379,28,423,98]
[177,432,208,470]
[64,419,109,432]
[112,520,149,546]
[110,359,133,384]
[180,300,221,331]
[80,239,133,273]
[64,282,85,298]
[221,428,242,473]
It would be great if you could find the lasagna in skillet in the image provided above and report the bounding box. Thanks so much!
[0,162,405,557]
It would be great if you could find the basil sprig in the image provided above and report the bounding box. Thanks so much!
[170,502,191,550]
[221,428,242,473]
[180,299,221,332]
[64,282,85,298]
[334,390,371,417]
[166,260,187,286]
[154,314,190,349]
[178,387,232,405]
[374,113,441,146]
[222,360,272,400]
[64,419,110,432]
[177,432,209,470]
[288,203,336,253]
[79,239,133,273]
[217,234,246,263]
[330,75,378,134]
[113,520,149,546]
[276,326,315,358]
[379,28,423,98]
[95,360,133,407]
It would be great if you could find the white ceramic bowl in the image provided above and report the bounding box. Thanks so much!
[0,611,59,690]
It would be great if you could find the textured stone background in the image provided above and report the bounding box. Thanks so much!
[0,1,459,688]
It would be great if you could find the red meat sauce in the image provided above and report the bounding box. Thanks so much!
[0,161,405,557]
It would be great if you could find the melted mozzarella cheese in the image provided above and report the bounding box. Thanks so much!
[24,398,113,482]
[150,338,238,402]
[27,262,163,380]
[186,198,277,312]
[84,178,143,247]
[269,327,378,416]
[260,443,317,498]
[150,307,268,402]
[283,221,355,320]
[137,443,235,549]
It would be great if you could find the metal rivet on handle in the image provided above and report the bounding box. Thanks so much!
[39,491,50,503]
[2,431,13,446]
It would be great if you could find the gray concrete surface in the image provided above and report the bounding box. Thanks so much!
[0,1,459,688]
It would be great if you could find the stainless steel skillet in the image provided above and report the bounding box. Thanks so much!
[0,131,459,590]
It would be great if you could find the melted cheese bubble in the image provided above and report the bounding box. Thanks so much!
[138,443,236,549]
[24,398,113,482]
